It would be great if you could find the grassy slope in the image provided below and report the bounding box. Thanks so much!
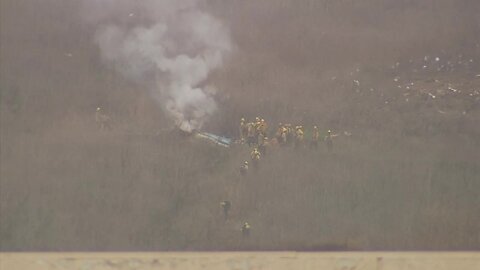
[1,0,479,250]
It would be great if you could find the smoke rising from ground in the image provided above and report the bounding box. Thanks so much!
[91,0,232,132]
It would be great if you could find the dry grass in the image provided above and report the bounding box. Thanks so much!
[1,0,479,251]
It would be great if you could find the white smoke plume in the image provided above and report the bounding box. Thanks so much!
[85,0,232,132]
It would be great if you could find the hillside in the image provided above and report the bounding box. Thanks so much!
[1,0,479,251]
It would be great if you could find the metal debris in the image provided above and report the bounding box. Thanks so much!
[447,86,458,93]
[195,132,232,147]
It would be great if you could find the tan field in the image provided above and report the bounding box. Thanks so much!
[2,252,480,270]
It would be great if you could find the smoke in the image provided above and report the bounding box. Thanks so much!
[87,0,232,132]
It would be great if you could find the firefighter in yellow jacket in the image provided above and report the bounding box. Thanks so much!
[285,124,293,145]
[258,118,268,136]
[254,117,261,130]
[275,123,284,145]
[246,122,256,146]
[239,118,247,142]
[294,126,304,148]
[250,148,261,169]
[311,126,320,149]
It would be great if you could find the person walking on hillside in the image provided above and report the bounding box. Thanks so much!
[246,122,256,147]
[220,200,231,220]
[250,148,261,170]
[241,222,251,237]
[239,118,248,143]
[258,136,269,156]
[310,126,320,149]
[258,118,268,136]
[294,126,305,149]
[95,107,111,131]
[240,161,249,176]
[324,129,338,152]
[254,117,261,132]
[285,124,294,146]
[275,123,285,145]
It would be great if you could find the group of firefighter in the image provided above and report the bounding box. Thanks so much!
[224,117,337,236]
[239,116,336,174]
